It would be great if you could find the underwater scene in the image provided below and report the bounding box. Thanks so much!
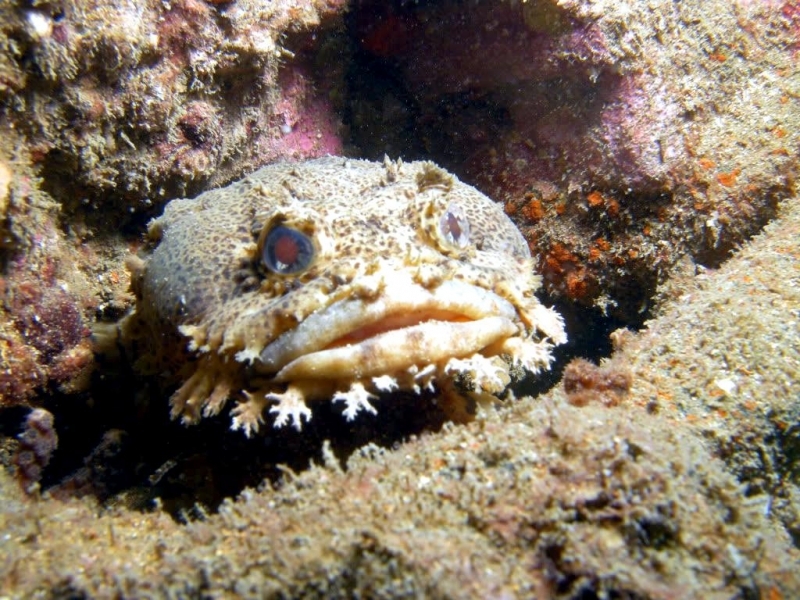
[0,0,798,597]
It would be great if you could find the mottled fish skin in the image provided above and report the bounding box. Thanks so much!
[123,157,566,436]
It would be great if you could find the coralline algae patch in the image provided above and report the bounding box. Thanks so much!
[0,160,103,406]
[346,0,799,319]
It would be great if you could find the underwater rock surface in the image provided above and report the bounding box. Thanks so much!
[0,0,798,596]
[0,0,345,216]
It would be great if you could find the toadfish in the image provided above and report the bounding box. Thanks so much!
[122,157,566,436]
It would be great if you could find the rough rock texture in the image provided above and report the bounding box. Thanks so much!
[348,0,799,318]
[0,0,345,219]
[616,197,800,548]
[0,195,797,599]
[13,407,58,492]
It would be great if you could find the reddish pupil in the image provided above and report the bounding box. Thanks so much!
[274,234,300,266]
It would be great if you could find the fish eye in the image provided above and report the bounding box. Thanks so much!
[439,202,470,250]
[261,225,315,275]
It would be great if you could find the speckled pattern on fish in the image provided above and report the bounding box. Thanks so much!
[122,157,566,436]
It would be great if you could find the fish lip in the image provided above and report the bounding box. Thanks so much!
[272,315,517,383]
[252,276,519,376]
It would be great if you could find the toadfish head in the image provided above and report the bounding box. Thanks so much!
[134,157,566,436]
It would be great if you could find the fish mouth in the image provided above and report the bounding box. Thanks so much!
[253,276,520,382]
